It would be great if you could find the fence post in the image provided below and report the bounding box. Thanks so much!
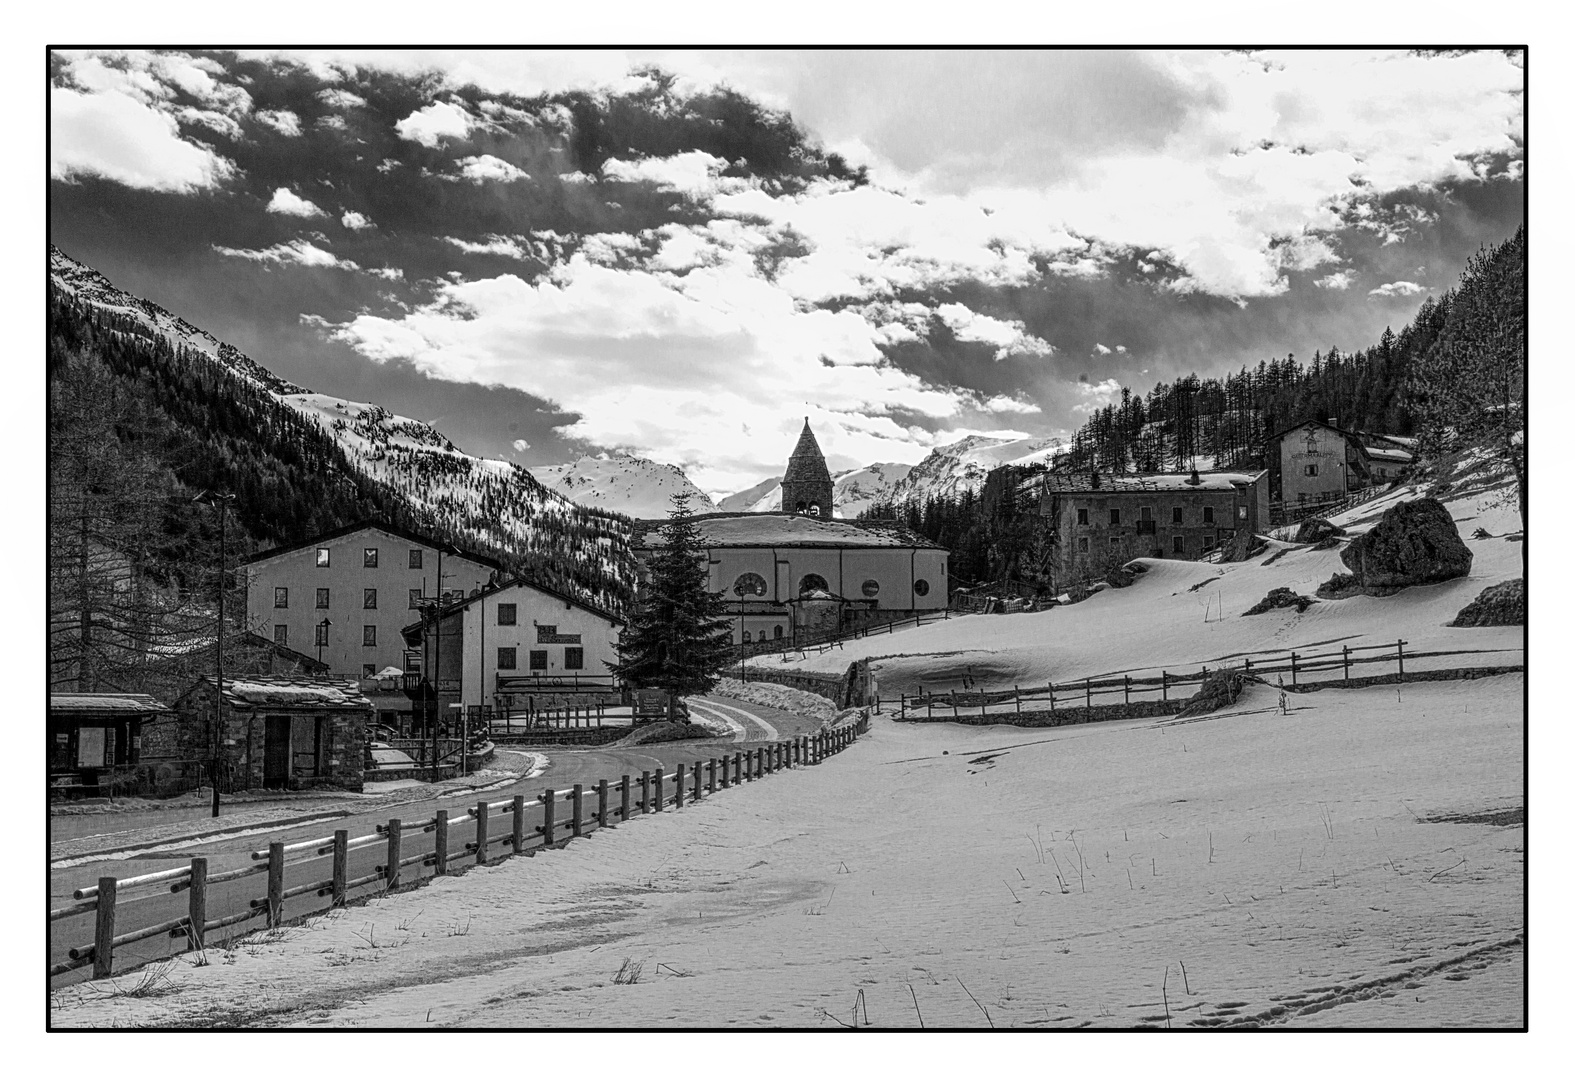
[570,784,584,837]
[1124,676,1131,705]
[188,857,207,951]
[1343,646,1351,682]
[675,765,686,809]
[597,779,610,828]
[655,769,665,810]
[1161,672,1168,701]
[1291,653,1299,688]
[330,829,350,906]
[92,876,116,979]
[640,771,650,813]
[542,789,557,845]
[720,755,731,788]
[384,819,403,888]
[1049,683,1055,714]
[433,811,449,875]
[1244,657,1252,677]
[708,758,717,793]
[1086,679,1092,711]
[267,841,286,926]
[621,774,632,822]
[1397,640,1405,682]
[1015,686,1021,715]
[926,686,932,719]
[475,800,490,865]
[694,761,705,800]
[513,794,527,855]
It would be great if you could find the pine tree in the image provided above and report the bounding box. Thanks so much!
[608,493,736,722]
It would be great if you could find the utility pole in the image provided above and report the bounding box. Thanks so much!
[194,491,235,819]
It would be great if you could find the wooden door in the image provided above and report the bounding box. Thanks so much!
[263,715,291,788]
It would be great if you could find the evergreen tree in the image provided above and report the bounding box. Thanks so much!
[608,493,735,721]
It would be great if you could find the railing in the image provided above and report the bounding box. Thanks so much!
[740,609,954,661]
[894,639,1523,720]
[52,712,873,983]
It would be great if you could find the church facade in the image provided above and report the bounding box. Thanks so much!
[631,421,949,646]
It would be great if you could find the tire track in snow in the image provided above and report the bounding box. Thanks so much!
[686,702,747,742]
[694,698,780,742]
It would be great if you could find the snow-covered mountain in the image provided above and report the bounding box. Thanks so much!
[531,454,719,518]
[885,435,1064,506]
[717,475,782,513]
[717,463,914,518]
[50,246,636,608]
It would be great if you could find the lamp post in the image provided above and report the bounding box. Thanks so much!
[316,617,332,666]
[193,490,235,819]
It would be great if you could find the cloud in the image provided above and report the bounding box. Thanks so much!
[935,303,1054,360]
[318,88,366,110]
[511,438,531,452]
[266,187,327,217]
[1093,343,1111,355]
[1071,377,1123,414]
[1115,345,1128,353]
[255,109,303,136]
[341,210,374,230]
[50,84,234,192]
[602,151,734,196]
[213,239,359,271]
[1368,280,1427,298]
[1315,270,1355,290]
[980,395,1042,415]
[455,154,530,183]
[395,100,473,146]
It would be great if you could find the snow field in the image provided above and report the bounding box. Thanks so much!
[50,673,1522,1028]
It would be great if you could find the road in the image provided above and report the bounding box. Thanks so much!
[49,696,833,985]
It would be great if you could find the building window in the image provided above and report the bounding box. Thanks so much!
[914,579,930,597]
[733,572,768,597]
[1172,506,1183,524]
[1238,505,1248,521]
[1172,535,1186,554]
[798,573,830,597]
[409,548,423,569]
[363,664,377,678]
[742,630,752,644]
[861,579,880,598]
[497,603,517,626]
[364,588,377,609]
[497,647,517,670]
[363,625,377,647]
[773,625,783,639]
[273,624,288,646]
[1203,506,1214,524]
[1077,537,1089,553]
[565,647,584,670]
[1203,535,1215,549]
[316,588,331,609]
[1304,463,1319,477]
[1077,508,1089,526]
[316,548,330,568]
[315,623,329,647]
[274,587,289,608]
[529,649,547,671]
[1109,508,1121,525]
[409,588,423,609]
[364,547,379,568]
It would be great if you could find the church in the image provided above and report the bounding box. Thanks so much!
[630,420,950,646]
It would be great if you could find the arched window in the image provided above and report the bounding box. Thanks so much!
[914,579,930,597]
[795,501,807,512]
[773,625,783,639]
[798,573,830,596]
[861,579,880,598]
[808,503,820,516]
[732,572,768,597]
[742,630,752,643]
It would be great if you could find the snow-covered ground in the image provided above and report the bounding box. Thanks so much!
[49,673,1522,1028]
[531,453,719,518]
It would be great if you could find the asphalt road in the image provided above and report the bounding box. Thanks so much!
[49,696,837,986]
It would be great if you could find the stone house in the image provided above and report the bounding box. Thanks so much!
[1265,419,1416,521]
[49,692,173,797]
[166,676,372,792]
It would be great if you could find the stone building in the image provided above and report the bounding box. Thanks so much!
[779,418,835,521]
[1265,419,1416,522]
[165,676,371,792]
[242,520,502,679]
[49,692,172,797]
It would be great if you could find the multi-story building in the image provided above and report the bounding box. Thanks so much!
[241,520,503,679]
[1265,419,1416,522]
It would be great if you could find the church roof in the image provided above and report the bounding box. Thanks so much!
[782,419,832,485]
[629,513,947,551]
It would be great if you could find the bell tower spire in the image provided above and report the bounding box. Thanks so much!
[781,418,834,520]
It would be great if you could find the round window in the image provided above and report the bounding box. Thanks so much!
[733,572,768,597]
[861,579,880,598]
[913,579,930,597]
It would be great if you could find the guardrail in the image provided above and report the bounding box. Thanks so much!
[895,639,1524,720]
[51,712,873,983]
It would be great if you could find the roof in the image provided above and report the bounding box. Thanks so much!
[240,631,331,673]
[631,512,948,551]
[782,419,832,486]
[400,574,623,638]
[51,693,171,716]
[192,675,372,709]
[1263,418,1363,445]
[1363,446,1415,463]
[241,518,506,572]
[1044,470,1264,495]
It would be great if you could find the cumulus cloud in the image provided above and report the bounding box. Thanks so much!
[318,88,366,110]
[395,100,473,146]
[266,187,327,217]
[51,83,234,191]
[455,154,530,183]
[511,438,531,452]
[1316,271,1355,290]
[213,239,359,271]
[341,210,374,230]
[935,303,1054,360]
[1071,377,1124,414]
[255,109,303,136]
[602,151,736,196]
[1093,343,1112,355]
[1368,280,1427,298]
[980,395,1042,415]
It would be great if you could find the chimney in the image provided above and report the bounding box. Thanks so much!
[1187,467,1201,486]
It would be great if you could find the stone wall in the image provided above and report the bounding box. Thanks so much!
[741,658,874,709]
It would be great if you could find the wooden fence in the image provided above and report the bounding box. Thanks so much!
[741,609,954,663]
[895,640,1524,721]
[50,713,873,983]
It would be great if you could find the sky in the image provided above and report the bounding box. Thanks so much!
[48,48,1525,495]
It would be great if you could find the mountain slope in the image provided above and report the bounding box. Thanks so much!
[884,435,1063,506]
[718,475,782,513]
[531,454,719,518]
[718,462,914,518]
[49,247,636,611]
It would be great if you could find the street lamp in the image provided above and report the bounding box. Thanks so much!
[193,490,236,819]
[317,617,332,665]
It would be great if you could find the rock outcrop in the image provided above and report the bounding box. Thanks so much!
[1176,667,1246,717]
[1450,578,1525,627]
[1241,588,1319,616]
[1340,498,1472,592]
[1292,517,1343,545]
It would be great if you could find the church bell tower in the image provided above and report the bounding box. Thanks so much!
[781,418,834,520]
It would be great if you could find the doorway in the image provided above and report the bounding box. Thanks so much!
[263,715,291,788]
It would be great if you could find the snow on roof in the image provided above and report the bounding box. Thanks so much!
[633,513,946,550]
[1364,447,1415,462]
[51,693,171,715]
[1048,471,1262,494]
[201,676,371,708]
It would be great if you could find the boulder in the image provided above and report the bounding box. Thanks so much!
[1292,517,1343,545]
[1315,571,1361,599]
[1105,564,1138,588]
[1340,497,1472,591]
[1449,578,1525,627]
[1176,667,1245,717]
[1241,588,1318,616]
